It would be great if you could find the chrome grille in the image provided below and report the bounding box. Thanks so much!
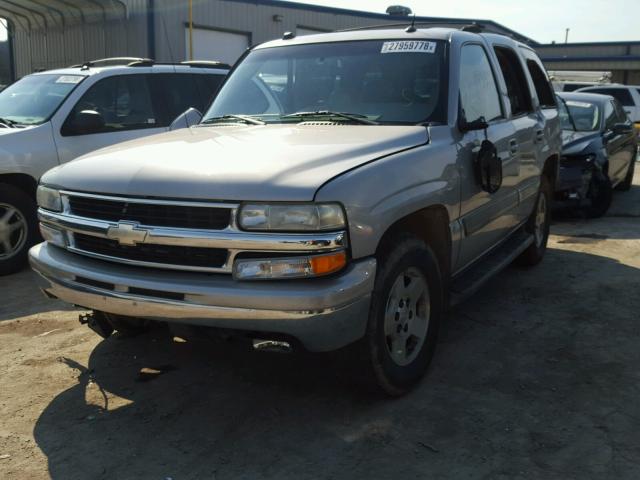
[73,233,228,269]
[68,195,232,230]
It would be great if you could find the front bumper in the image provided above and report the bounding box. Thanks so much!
[29,242,376,352]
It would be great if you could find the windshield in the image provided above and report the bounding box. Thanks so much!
[558,97,600,131]
[0,73,85,125]
[204,40,447,125]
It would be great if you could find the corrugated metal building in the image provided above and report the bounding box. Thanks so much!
[0,0,533,79]
[536,41,640,85]
[1,0,639,85]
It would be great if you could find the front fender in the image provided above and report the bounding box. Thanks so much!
[315,141,459,259]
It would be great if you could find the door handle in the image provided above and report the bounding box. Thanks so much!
[509,139,518,155]
[535,129,544,143]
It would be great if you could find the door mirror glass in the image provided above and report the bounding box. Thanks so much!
[612,122,633,135]
[475,139,502,193]
[169,108,202,131]
[63,110,105,136]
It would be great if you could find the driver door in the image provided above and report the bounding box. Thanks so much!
[456,43,521,271]
[52,74,166,164]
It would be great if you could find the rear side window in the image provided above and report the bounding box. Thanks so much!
[63,75,156,135]
[193,74,225,108]
[459,44,502,123]
[585,88,635,106]
[149,74,201,125]
[525,59,555,108]
[493,46,533,116]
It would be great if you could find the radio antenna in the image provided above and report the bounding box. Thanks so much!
[405,14,417,33]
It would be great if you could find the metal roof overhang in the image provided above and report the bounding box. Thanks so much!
[0,0,127,31]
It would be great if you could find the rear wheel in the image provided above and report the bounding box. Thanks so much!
[0,184,38,276]
[350,234,443,396]
[517,175,551,266]
[585,171,613,218]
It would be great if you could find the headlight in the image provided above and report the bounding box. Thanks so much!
[239,203,345,232]
[234,251,347,280]
[36,186,62,212]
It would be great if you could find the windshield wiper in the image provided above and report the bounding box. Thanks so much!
[0,117,17,128]
[201,114,266,126]
[558,98,578,132]
[283,111,379,125]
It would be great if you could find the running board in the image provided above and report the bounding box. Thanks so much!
[449,230,534,307]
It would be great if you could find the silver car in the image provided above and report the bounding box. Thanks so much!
[30,27,561,395]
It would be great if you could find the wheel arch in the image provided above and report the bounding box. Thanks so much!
[375,205,452,282]
[0,173,38,199]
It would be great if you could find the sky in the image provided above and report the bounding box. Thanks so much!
[0,19,6,42]
[283,0,640,44]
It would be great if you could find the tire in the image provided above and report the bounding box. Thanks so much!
[517,175,551,266]
[585,170,613,218]
[616,156,636,192]
[0,184,39,276]
[103,313,153,337]
[348,234,443,396]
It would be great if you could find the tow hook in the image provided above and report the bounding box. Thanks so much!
[79,311,114,339]
[252,339,292,353]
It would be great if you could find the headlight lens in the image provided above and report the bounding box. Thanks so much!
[36,186,62,212]
[239,203,345,231]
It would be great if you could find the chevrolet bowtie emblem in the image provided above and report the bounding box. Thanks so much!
[106,222,148,246]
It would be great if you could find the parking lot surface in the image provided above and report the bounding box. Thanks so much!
[1,169,639,480]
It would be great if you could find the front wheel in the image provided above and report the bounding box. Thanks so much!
[0,184,38,276]
[351,234,443,396]
[616,156,636,192]
[585,171,612,218]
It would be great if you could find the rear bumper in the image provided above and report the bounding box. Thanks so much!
[29,243,376,352]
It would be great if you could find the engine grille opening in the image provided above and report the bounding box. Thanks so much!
[68,196,232,230]
[73,233,228,269]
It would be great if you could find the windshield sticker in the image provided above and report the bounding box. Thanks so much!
[566,100,593,109]
[381,41,436,54]
[55,75,83,84]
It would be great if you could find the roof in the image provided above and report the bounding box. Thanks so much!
[557,91,614,104]
[256,27,458,49]
[28,63,229,77]
[256,27,524,50]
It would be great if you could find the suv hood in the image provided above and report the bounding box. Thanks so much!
[41,124,428,201]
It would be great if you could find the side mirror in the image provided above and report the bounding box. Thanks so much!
[169,108,202,131]
[475,140,502,193]
[612,122,633,135]
[459,115,489,133]
[63,110,105,136]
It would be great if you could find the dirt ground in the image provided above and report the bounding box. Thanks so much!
[1,168,639,480]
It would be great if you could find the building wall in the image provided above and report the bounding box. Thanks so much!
[9,0,150,78]
[6,0,527,78]
[150,0,518,64]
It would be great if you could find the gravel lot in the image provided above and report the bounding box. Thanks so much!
[1,168,639,480]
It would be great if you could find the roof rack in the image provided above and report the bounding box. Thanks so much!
[179,60,232,70]
[70,57,155,69]
[337,21,446,32]
[69,58,231,70]
[460,23,485,34]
